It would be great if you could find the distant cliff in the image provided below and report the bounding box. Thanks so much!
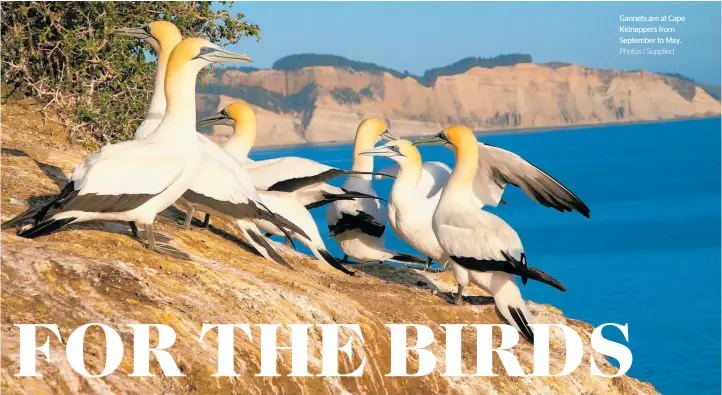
[196,55,720,146]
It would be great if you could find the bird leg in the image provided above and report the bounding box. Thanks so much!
[129,221,170,243]
[454,284,465,306]
[144,223,191,261]
[129,221,139,238]
[423,256,433,271]
[202,213,211,228]
[183,207,196,230]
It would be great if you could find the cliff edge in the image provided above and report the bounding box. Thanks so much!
[1,102,658,394]
[197,63,720,146]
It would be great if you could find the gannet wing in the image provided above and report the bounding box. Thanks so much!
[326,198,385,237]
[473,143,590,217]
[418,161,452,199]
[436,219,528,280]
[247,157,345,192]
[51,142,186,216]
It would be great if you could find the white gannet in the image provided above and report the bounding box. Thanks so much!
[9,38,256,260]
[325,118,425,265]
[359,139,451,270]
[414,125,574,343]
[2,21,183,233]
[198,102,385,212]
[191,102,359,275]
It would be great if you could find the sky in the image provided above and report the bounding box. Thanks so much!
[223,1,721,85]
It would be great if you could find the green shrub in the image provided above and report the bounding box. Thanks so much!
[1,1,259,149]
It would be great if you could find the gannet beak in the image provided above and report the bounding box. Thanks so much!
[360,145,403,158]
[113,26,152,40]
[380,130,398,141]
[196,47,253,64]
[198,111,233,128]
[413,133,447,146]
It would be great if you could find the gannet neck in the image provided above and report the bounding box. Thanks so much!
[224,106,257,159]
[160,64,197,129]
[145,22,183,123]
[447,136,479,191]
[394,146,423,189]
[145,46,173,121]
[351,118,387,176]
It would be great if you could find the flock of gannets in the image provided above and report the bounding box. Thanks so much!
[4,21,591,343]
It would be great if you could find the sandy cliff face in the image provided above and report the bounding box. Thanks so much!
[0,102,659,394]
[196,63,720,146]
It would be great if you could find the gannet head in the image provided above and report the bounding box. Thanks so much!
[359,139,421,166]
[113,21,182,53]
[198,101,255,128]
[413,125,476,149]
[167,37,253,75]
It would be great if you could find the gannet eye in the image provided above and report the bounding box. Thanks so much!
[198,46,214,55]
[221,109,229,118]
[389,145,401,154]
[143,25,152,35]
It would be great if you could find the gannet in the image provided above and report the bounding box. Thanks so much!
[10,38,256,260]
[198,102,384,212]
[325,118,425,265]
[2,21,183,232]
[359,139,451,270]
[414,125,573,343]
[192,102,360,274]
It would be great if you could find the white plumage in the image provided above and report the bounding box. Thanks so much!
[414,126,572,343]
[191,102,360,274]
[360,140,451,269]
[325,119,425,265]
[12,37,255,261]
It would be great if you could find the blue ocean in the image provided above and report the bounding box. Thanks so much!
[251,118,721,395]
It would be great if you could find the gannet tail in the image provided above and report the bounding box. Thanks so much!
[527,266,567,292]
[316,249,355,276]
[2,182,75,228]
[492,279,535,344]
[17,217,77,238]
[240,223,291,268]
[387,252,427,265]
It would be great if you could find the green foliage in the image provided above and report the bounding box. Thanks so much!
[416,54,532,86]
[269,53,533,87]
[1,1,259,149]
[272,54,407,79]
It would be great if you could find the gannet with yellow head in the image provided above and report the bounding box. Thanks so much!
[114,21,183,140]
[11,37,262,261]
[359,138,452,269]
[198,101,387,209]
[3,21,187,233]
[325,119,425,265]
[414,125,569,343]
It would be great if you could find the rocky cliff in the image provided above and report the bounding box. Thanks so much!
[0,102,659,394]
[196,63,720,146]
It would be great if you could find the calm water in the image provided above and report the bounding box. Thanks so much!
[251,118,721,395]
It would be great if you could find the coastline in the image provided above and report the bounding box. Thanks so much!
[250,114,721,151]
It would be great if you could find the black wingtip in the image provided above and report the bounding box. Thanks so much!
[508,306,534,344]
[2,206,43,229]
[318,249,355,276]
[526,267,567,292]
[390,253,427,264]
[17,217,77,239]
[247,229,292,268]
